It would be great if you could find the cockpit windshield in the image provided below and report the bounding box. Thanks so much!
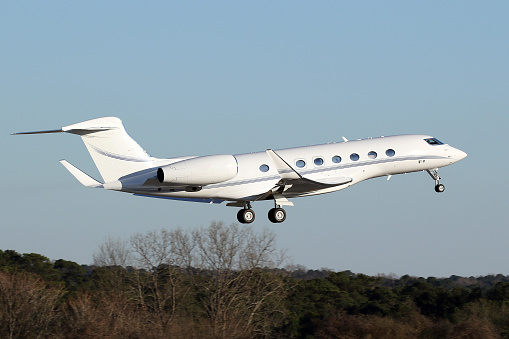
[424,138,444,146]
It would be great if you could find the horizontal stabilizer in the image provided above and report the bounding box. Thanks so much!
[60,160,102,188]
[12,118,118,136]
[14,117,153,183]
[12,129,63,135]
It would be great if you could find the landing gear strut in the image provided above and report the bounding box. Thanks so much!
[427,169,445,193]
[237,202,255,224]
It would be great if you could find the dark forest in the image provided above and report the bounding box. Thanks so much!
[1,222,508,338]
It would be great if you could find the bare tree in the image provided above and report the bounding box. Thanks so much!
[91,235,133,294]
[92,222,288,338]
[0,271,63,338]
[61,292,153,338]
[191,222,288,338]
[128,228,195,335]
[92,235,132,268]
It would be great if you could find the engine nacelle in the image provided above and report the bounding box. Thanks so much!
[157,154,238,186]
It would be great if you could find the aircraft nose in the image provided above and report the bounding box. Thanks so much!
[458,149,467,160]
[452,148,467,161]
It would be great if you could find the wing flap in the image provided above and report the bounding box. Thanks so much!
[134,194,224,204]
[283,176,352,194]
[304,176,352,186]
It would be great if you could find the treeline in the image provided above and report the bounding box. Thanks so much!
[1,222,509,338]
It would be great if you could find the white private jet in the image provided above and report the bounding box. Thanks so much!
[14,117,467,224]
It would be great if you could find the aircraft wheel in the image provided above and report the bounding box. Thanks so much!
[237,209,255,224]
[268,208,286,223]
[435,184,445,193]
[268,208,276,223]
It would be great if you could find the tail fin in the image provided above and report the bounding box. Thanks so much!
[62,117,153,182]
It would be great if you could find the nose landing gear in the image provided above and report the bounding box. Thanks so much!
[427,169,445,193]
[435,183,445,193]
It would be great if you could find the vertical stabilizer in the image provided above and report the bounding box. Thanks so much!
[62,117,152,182]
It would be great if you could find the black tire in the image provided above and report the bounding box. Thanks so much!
[268,208,277,223]
[435,184,445,193]
[237,209,246,223]
[268,207,286,223]
[238,209,255,224]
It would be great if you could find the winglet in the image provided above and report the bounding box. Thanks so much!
[266,149,301,180]
[60,160,103,188]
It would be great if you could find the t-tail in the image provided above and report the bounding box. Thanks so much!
[13,117,153,184]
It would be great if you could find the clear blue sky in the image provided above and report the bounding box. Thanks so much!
[1,1,508,278]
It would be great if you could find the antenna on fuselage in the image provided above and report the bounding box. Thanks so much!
[342,136,348,142]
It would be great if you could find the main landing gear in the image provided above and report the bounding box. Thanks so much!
[268,206,286,223]
[427,169,445,193]
[237,202,255,224]
[236,202,287,224]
